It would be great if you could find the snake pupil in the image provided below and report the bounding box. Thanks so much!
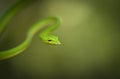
[48,39,52,41]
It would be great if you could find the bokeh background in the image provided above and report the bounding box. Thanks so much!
[0,0,120,79]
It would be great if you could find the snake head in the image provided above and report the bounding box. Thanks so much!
[40,35,61,45]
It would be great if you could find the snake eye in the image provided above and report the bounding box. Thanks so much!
[48,39,52,42]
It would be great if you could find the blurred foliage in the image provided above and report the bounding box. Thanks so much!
[0,0,120,79]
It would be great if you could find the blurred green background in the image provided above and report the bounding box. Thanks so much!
[0,0,120,79]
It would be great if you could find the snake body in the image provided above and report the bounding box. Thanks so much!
[0,0,61,60]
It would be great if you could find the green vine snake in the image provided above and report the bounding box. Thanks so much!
[0,0,61,60]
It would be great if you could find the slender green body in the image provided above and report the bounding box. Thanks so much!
[0,0,61,60]
[0,0,32,33]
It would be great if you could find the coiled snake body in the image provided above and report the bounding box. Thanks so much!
[0,0,61,60]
